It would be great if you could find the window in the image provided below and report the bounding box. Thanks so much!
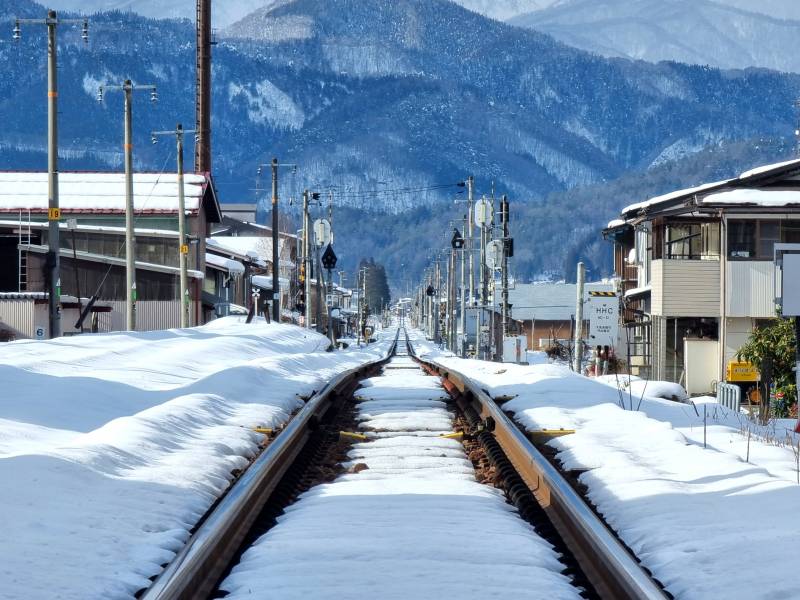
[728,220,800,260]
[728,221,756,258]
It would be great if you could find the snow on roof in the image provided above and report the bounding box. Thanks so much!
[251,275,290,289]
[738,158,800,180]
[701,189,800,207]
[606,218,626,229]
[0,172,208,214]
[205,252,245,275]
[209,235,295,266]
[621,179,731,216]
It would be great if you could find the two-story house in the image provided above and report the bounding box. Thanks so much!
[604,158,800,391]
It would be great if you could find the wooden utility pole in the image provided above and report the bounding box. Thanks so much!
[194,0,212,173]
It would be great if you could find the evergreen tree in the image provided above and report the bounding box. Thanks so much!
[358,258,391,313]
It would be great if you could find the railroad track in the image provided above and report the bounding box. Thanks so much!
[139,328,667,600]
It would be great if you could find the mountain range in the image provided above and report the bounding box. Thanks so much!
[1,0,799,286]
[511,0,800,73]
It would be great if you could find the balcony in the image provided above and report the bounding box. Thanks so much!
[651,259,720,317]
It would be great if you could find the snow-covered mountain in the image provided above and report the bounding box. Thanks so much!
[3,0,800,282]
[42,0,268,27]
[511,0,800,72]
[449,0,559,21]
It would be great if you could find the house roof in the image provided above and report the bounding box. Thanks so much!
[0,171,222,222]
[509,282,614,322]
[618,158,800,221]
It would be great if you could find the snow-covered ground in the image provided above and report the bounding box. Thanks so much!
[220,352,580,599]
[416,336,800,600]
[0,319,390,599]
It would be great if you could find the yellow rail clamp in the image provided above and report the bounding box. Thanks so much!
[253,427,274,435]
[438,432,464,440]
[339,431,368,441]
[530,429,576,438]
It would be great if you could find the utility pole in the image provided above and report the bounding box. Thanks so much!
[501,195,510,339]
[271,158,280,322]
[99,79,158,331]
[14,12,88,338]
[194,0,212,173]
[151,123,196,328]
[464,175,475,314]
[302,190,312,329]
[573,261,586,373]
[460,222,467,357]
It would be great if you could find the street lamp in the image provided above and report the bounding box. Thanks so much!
[97,79,158,331]
[13,10,89,339]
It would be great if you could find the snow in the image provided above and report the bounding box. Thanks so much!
[621,179,730,216]
[251,274,291,289]
[606,218,625,229]
[220,351,580,599]
[0,320,390,599]
[420,348,800,600]
[0,172,207,214]
[738,158,800,180]
[204,252,245,275]
[702,189,800,207]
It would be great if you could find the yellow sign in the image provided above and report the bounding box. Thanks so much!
[48,208,61,220]
[180,244,189,255]
[727,361,759,382]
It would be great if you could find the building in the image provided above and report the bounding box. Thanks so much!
[0,171,221,335]
[206,233,300,321]
[507,281,616,350]
[604,158,800,392]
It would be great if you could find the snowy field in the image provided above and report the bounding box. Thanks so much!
[221,353,580,599]
[0,319,390,599]
[416,335,800,600]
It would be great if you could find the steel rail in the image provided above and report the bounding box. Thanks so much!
[141,331,399,600]
[408,340,667,600]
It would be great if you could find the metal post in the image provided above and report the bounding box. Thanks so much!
[467,176,474,307]
[450,248,457,351]
[303,190,311,329]
[574,261,586,373]
[501,195,510,338]
[123,81,136,331]
[46,12,61,338]
[176,124,189,328]
[327,267,335,346]
[271,157,280,322]
[460,227,467,357]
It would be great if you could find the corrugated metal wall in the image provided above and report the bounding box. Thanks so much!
[97,300,198,332]
[0,299,36,338]
[725,261,776,318]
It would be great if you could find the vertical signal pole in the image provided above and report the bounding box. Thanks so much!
[303,190,311,329]
[501,195,510,338]
[467,176,475,308]
[14,11,88,337]
[151,124,196,328]
[271,158,280,322]
[99,80,158,331]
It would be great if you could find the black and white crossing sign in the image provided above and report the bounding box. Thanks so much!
[588,291,618,343]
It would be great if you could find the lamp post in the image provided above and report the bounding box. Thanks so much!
[13,11,88,338]
[151,123,196,328]
[98,80,158,331]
